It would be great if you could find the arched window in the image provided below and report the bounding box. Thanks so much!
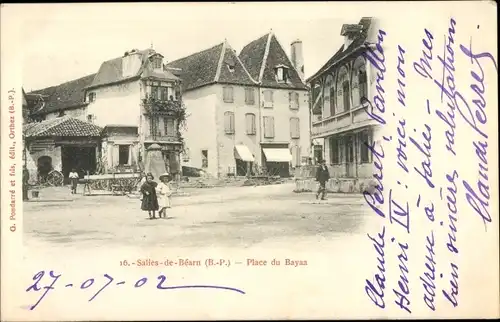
[336,66,349,113]
[352,56,367,106]
[323,75,334,117]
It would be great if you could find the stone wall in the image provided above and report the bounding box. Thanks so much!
[294,177,376,194]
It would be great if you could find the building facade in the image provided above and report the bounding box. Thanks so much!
[25,48,185,181]
[305,17,381,191]
[166,33,310,178]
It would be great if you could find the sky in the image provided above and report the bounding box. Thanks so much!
[17,2,377,92]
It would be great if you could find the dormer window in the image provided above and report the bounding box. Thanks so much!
[150,53,164,70]
[275,65,289,83]
[225,57,235,73]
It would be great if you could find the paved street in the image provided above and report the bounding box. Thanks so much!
[24,183,369,250]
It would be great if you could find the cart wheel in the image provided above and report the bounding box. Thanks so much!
[47,170,64,186]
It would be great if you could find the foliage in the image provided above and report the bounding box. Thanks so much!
[141,97,188,153]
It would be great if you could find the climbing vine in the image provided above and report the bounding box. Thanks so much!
[141,97,188,153]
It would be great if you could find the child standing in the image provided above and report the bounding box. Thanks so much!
[157,173,172,219]
[69,169,79,194]
[140,172,159,219]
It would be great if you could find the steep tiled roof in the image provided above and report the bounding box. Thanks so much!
[239,32,308,90]
[165,42,257,92]
[88,49,148,89]
[23,116,103,138]
[29,74,96,116]
[239,34,268,80]
[307,17,373,83]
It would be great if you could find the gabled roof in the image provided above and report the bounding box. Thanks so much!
[87,48,179,90]
[28,74,96,116]
[165,41,257,92]
[239,32,308,90]
[23,116,103,138]
[307,17,373,83]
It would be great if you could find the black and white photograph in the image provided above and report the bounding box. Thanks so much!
[1,2,498,320]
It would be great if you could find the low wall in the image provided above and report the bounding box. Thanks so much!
[294,177,376,194]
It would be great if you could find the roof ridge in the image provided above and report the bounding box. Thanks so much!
[214,40,227,82]
[31,116,68,136]
[167,42,224,66]
[29,73,97,94]
[258,33,273,83]
[225,41,259,85]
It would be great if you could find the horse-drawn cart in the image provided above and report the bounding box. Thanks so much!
[80,172,142,196]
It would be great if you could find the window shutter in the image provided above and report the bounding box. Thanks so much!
[224,112,230,133]
[224,112,234,133]
[245,113,255,134]
[270,117,275,137]
[289,92,292,109]
[165,118,175,136]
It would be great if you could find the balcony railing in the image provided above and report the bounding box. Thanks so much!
[311,104,376,138]
[145,133,180,142]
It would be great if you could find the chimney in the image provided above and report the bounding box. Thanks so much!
[291,39,304,80]
[340,24,363,51]
[122,49,142,78]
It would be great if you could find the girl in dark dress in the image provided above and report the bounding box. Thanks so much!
[140,173,159,219]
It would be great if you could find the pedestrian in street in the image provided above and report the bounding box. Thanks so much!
[315,159,330,200]
[23,166,30,201]
[157,173,172,219]
[69,168,79,194]
[140,172,159,219]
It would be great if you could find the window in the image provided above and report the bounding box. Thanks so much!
[289,92,300,109]
[87,114,94,123]
[359,70,368,102]
[224,111,235,134]
[89,92,96,102]
[346,135,354,163]
[151,56,163,69]
[201,150,208,168]
[245,88,255,105]
[330,137,340,164]
[161,87,169,101]
[263,90,273,108]
[263,116,275,138]
[223,86,234,103]
[324,75,334,117]
[359,130,371,163]
[164,117,175,136]
[150,85,170,101]
[58,111,66,117]
[343,80,350,111]
[118,145,130,165]
[245,113,256,135]
[151,86,158,99]
[276,66,289,82]
[290,117,300,139]
[314,145,323,163]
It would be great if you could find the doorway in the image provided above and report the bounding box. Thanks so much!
[61,146,97,181]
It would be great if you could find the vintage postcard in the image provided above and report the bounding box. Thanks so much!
[1,1,498,320]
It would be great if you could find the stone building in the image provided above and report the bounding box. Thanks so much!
[304,17,381,192]
[165,32,309,178]
[24,48,185,181]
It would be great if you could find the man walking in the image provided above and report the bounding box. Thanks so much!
[315,159,330,200]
